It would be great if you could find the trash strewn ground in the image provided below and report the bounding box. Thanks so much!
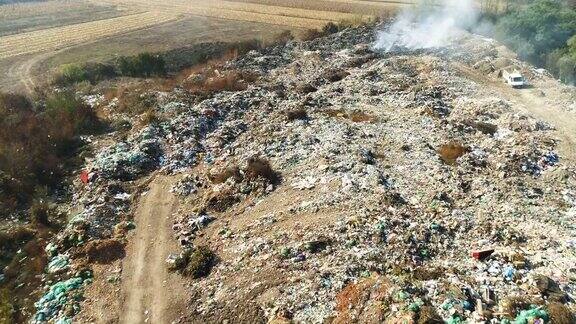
[30,25,576,323]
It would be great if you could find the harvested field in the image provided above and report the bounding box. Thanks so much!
[0,12,178,59]
[0,0,410,92]
[0,0,394,60]
[0,0,129,36]
[230,0,414,15]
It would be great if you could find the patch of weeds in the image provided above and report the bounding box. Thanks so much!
[412,267,445,281]
[286,108,308,121]
[182,246,216,279]
[547,302,575,324]
[437,142,468,165]
[0,289,14,324]
[417,306,443,324]
[245,157,280,185]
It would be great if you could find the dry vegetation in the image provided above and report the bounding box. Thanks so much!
[0,92,101,213]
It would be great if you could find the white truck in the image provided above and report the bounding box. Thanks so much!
[502,69,527,88]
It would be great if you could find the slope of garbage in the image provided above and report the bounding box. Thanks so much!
[34,25,576,323]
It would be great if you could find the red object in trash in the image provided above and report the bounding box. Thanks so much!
[471,249,495,260]
[80,170,89,184]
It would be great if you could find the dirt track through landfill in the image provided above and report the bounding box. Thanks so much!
[454,63,576,165]
[120,175,186,324]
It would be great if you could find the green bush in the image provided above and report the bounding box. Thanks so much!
[117,52,166,77]
[494,0,576,83]
[183,246,216,279]
[54,62,116,86]
[59,64,88,84]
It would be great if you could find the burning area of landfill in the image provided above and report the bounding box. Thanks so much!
[29,24,576,324]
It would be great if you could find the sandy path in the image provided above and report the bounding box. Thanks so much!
[456,63,576,164]
[120,175,187,324]
[513,88,576,164]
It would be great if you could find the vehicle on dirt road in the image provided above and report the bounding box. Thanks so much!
[502,69,527,88]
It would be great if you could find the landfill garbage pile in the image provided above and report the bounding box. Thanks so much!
[153,27,576,323]
[30,145,137,322]
[30,25,576,323]
[94,125,163,180]
[33,270,93,323]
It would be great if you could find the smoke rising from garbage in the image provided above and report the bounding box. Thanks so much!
[374,0,480,51]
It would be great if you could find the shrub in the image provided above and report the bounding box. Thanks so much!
[301,22,343,42]
[44,91,102,136]
[53,62,116,86]
[323,22,340,34]
[286,108,308,121]
[183,246,216,279]
[0,92,101,214]
[117,52,166,77]
[58,64,88,84]
[245,157,280,184]
[29,200,52,227]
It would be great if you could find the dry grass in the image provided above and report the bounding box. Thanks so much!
[181,70,258,95]
[227,0,407,17]
[208,166,242,184]
[437,142,468,165]
[324,108,379,123]
[245,157,280,184]
[547,302,575,324]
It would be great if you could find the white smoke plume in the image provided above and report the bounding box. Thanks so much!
[374,0,480,51]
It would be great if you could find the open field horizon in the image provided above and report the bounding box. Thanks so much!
[0,0,413,93]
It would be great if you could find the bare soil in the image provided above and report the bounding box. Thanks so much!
[119,175,188,324]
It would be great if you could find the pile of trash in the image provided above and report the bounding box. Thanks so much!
[94,125,163,180]
[157,27,576,323]
[30,25,576,323]
[33,270,93,323]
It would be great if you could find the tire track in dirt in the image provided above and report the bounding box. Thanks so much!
[120,175,187,324]
[455,63,576,164]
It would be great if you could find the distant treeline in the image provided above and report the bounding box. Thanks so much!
[491,0,576,84]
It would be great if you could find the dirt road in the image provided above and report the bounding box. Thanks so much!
[513,88,576,164]
[456,63,576,164]
[120,175,187,324]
